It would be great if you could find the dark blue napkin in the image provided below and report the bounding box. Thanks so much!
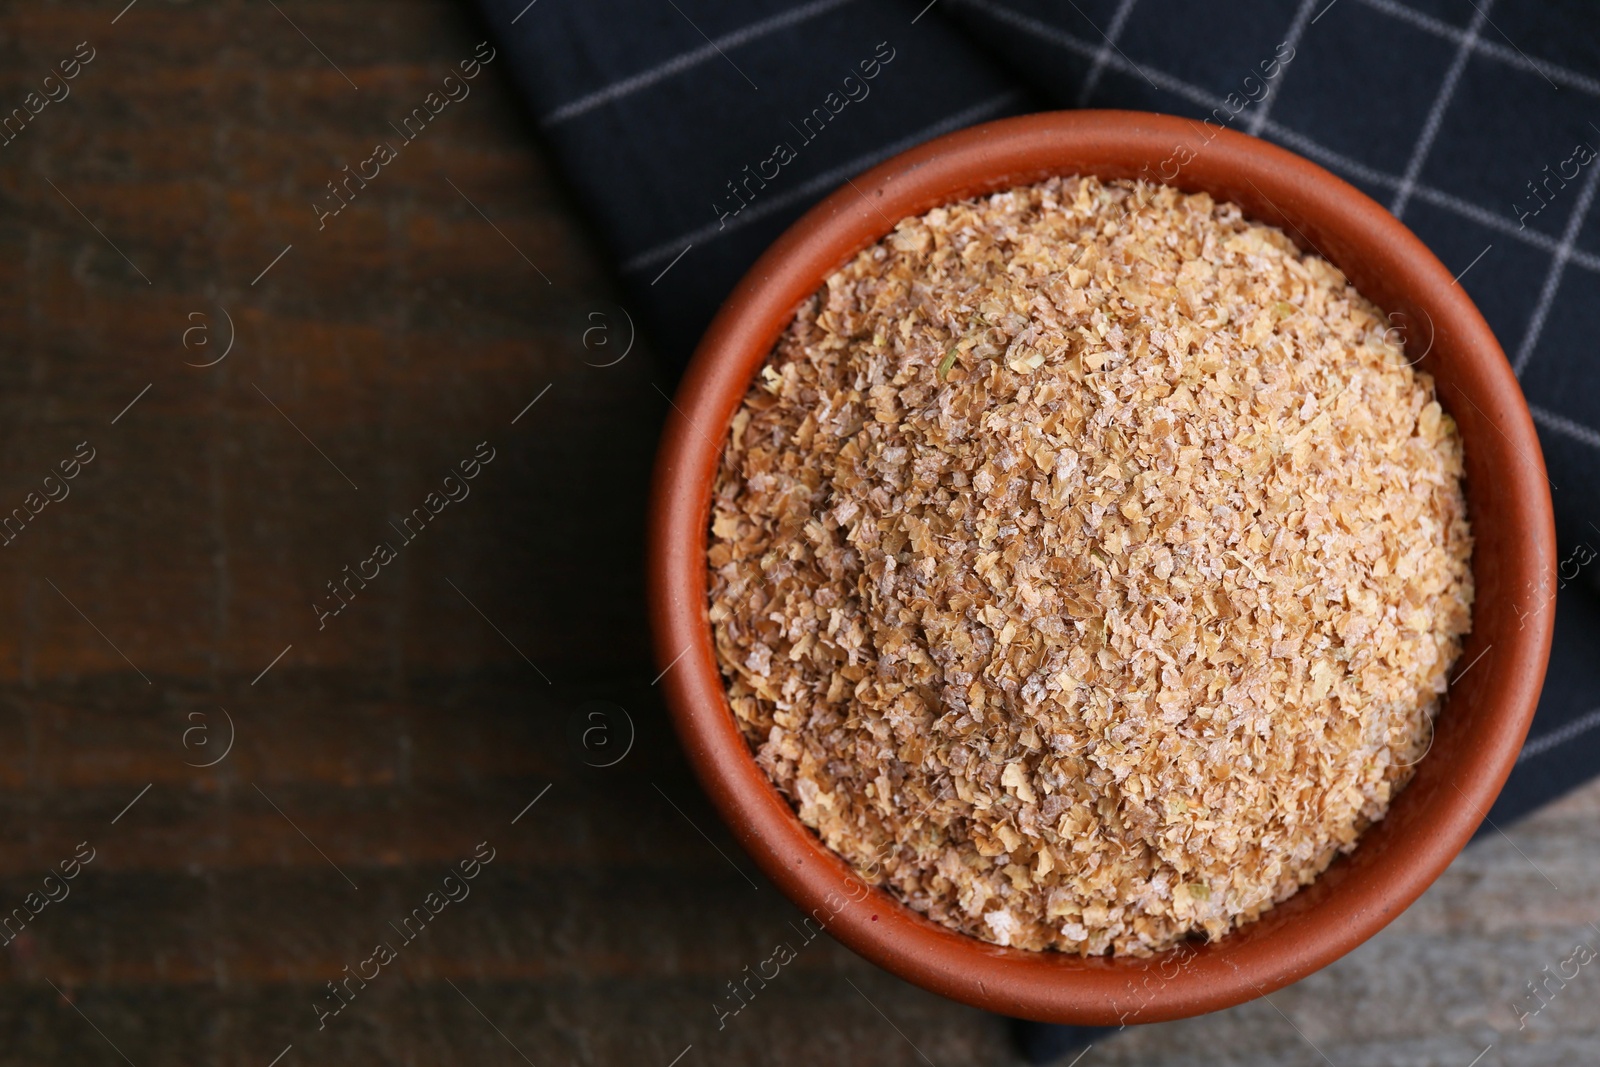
[476,0,1029,352]
[474,0,1600,1057]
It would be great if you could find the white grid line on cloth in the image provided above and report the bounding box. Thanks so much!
[1388,0,1492,220]
[619,90,1024,272]
[1257,118,1411,187]
[541,0,859,126]
[1530,403,1600,452]
[1408,183,1600,274]
[1513,159,1600,376]
[1254,117,1534,250]
[1076,0,1140,107]
[1243,0,1320,137]
[953,0,1173,92]
[1254,105,1542,262]
[1520,705,1600,762]
[1358,0,1595,96]
[1265,120,1600,272]
[959,0,1600,278]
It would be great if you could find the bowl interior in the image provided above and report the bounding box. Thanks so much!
[647,110,1556,1024]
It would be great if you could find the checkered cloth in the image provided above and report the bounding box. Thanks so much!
[476,0,1600,862]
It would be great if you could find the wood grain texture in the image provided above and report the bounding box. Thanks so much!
[0,1,1595,1064]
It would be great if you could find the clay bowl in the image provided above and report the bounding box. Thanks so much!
[646,110,1556,1024]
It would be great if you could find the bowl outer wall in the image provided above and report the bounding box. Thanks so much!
[645,110,1557,1025]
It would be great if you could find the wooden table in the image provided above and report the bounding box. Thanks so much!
[1,2,1596,1064]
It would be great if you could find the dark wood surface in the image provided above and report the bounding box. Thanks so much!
[1,2,1597,1065]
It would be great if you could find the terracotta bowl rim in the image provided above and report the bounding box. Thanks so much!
[646,109,1556,1024]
